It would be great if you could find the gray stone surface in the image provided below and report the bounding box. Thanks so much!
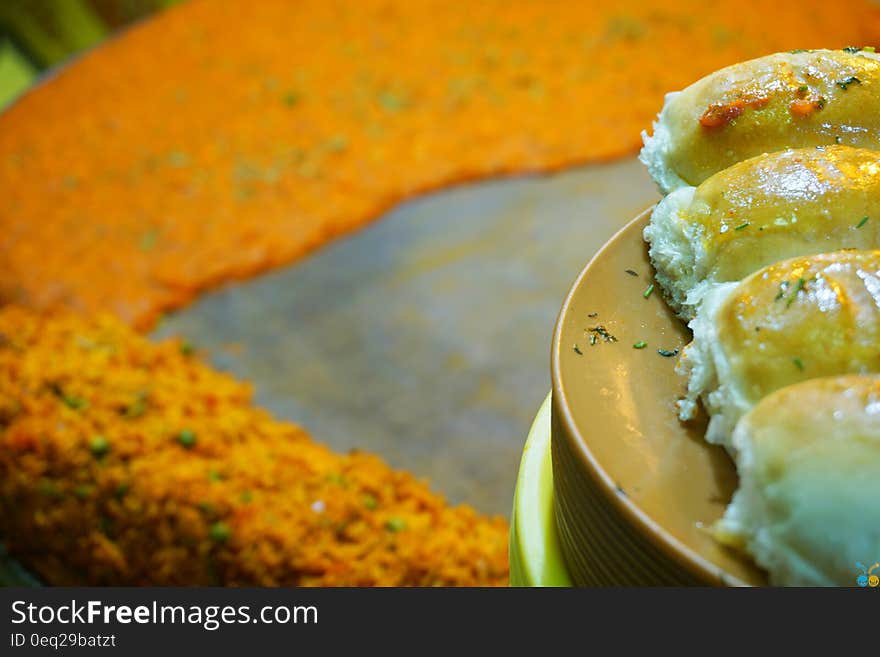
[154,158,659,516]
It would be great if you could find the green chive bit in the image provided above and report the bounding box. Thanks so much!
[74,484,94,499]
[125,394,147,418]
[37,479,62,498]
[857,216,869,228]
[326,472,347,486]
[283,90,300,107]
[792,357,805,371]
[775,281,790,301]
[89,435,110,458]
[657,348,679,358]
[643,283,654,299]
[633,341,648,349]
[363,494,378,510]
[239,490,253,504]
[209,521,231,544]
[385,517,406,532]
[734,222,750,231]
[178,429,197,449]
[62,394,88,410]
[208,469,224,482]
[378,90,409,112]
[180,341,196,356]
[326,135,349,152]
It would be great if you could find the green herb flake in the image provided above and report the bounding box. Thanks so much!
[797,85,809,94]
[74,484,94,499]
[89,435,110,458]
[625,269,639,277]
[385,517,406,532]
[125,396,147,419]
[785,278,806,308]
[843,46,863,53]
[643,283,655,299]
[209,521,231,544]
[114,482,130,499]
[178,429,197,449]
[325,135,349,153]
[790,49,808,54]
[166,151,190,167]
[37,478,62,499]
[734,222,750,231]
[139,228,159,252]
[857,216,869,228]
[792,357,805,371]
[836,76,862,90]
[657,348,679,358]
[180,341,196,356]
[325,472,348,487]
[633,341,648,349]
[378,90,410,113]
[589,334,598,346]
[283,90,301,107]
[239,490,253,504]
[774,280,790,301]
[208,469,224,482]
[588,325,618,344]
[573,344,583,355]
[363,494,378,510]
[66,394,89,410]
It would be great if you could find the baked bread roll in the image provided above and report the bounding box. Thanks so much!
[646,145,880,319]
[641,48,880,193]
[715,375,880,586]
[679,250,880,448]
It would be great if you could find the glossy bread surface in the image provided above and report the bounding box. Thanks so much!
[718,250,880,405]
[691,146,880,282]
[663,50,880,186]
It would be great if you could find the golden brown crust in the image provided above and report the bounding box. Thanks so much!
[717,250,880,405]
[661,50,880,187]
[743,374,880,441]
[692,146,880,282]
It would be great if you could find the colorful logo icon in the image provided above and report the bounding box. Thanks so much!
[856,562,880,587]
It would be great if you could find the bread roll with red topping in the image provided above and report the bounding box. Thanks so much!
[641,49,880,193]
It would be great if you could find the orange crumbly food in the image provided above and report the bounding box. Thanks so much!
[1,0,879,328]
[0,307,508,586]
[2,0,880,587]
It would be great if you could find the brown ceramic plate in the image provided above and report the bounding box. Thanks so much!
[550,208,767,586]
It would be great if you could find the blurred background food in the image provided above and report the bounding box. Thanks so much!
[1,0,879,586]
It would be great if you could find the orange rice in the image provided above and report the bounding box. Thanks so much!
[1,0,878,328]
[0,306,508,585]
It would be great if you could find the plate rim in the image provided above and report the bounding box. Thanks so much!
[550,206,750,587]
[510,392,572,587]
